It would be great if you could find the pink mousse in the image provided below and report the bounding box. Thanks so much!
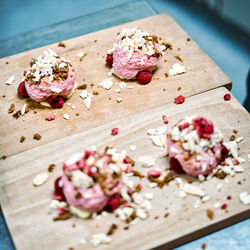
[62,152,123,213]
[112,44,161,79]
[167,135,223,176]
[25,65,76,102]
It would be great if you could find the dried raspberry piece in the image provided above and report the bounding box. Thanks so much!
[220,203,227,209]
[47,96,64,108]
[179,122,189,130]
[224,94,231,101]
[169,157,185,173]
[220,145,229,162]
[227,195,232,200]
[17,81,29,98]
[111,128,119,135]
[53,177,65,201]
[84,150,93,159]
[147,170,161,178]
[125,165,132,173]
[136,70,152,84]
[58,208,67,215]
[174,95,185,104]
[106,194,121,211]
[106,54,113,67]
[193,117,214,139]
[45,113,56,121]
[123,156,131,164]
[162,115,168,124]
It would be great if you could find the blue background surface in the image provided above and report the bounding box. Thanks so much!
[0,1,249,249]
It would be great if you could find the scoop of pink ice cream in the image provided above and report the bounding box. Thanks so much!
[167,135,223,176]
[112,44,161,79]
[25,65,76,102]
[61,150,123,213]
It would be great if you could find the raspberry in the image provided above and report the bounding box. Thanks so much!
[106,194,121,211]
[58,208,67,215]
[106,54,113,67]
[221,203,227,209]
[227,195,232,200]
[179,122,189,130]
[174,95,185,104]
[170,157,184,173]
[193,117,214,139]
[111,128,119,135]
[47,96,64,108]
[125,165,132,173]
[220,145,229,162]
[45,113,56,121]
[53,177,65,201]
[136,70,152,84]
[147,170,161,178]
[123,156,131,164]
[17,81,29,98]
[224,94,231,101]
[162,115,168,124]
[84,150,92,159]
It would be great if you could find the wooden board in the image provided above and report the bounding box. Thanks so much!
[0,14,231,156]
[0,87,249,250]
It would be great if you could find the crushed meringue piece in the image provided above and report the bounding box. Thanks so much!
[21,103,27,116]
[234,165,244,173]
[182,183,205,197]
[80,239,86,244]
[201,196,210,203]
[5,75,15,85]
[33,173,49,186]
[236,137,243,143]
[50,87,62,93]
[143,193,153,200]
[129,145,136,152]
[90,233,111,247]
[117,97,123,103]
[239,192,250,205]
[77,52,85,58]
[80,90,88,99]
[127,85,133,89]
[107,71,112,77]
[148,182,157,188]
[217,183,223,191]
[119,81,127,89]
[115,88,120,93]
[169,63,186,76]
[40,101,51,107]
[71,105,75,110]
[49,200,67,210]
[138,156,155,168]
[99,78,114,90]
[84,95,92,110]
[179,190,187,198]
[63,114,69,120]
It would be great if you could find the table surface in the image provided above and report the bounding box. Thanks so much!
[0,1,249,250]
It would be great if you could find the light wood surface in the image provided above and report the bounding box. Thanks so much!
[0,14,231,156]
[0,87,249,250]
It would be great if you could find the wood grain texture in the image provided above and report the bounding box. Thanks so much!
[0,14,231,157]
[0,87,249,250]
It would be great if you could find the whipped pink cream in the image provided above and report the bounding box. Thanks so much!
[108,27,164,79]
[23,49,76,102]
[167,116,225,176]
[59,149,123,213]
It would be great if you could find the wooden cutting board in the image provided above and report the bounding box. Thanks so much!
[0,87,249,250]
[0,14,231,157]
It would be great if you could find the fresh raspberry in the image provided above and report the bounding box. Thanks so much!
[169,157,184,173]
[147,170,161,178]
[136,70,152,84]
[224,94,231,101]
[53,177,65,201]
[162,115,168,124]
[174,95,185,104]
[47,96,64,108]
[17,81,29,98]
[111,128,119,135]
[105,54,113,67]
[106,194,121,211]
